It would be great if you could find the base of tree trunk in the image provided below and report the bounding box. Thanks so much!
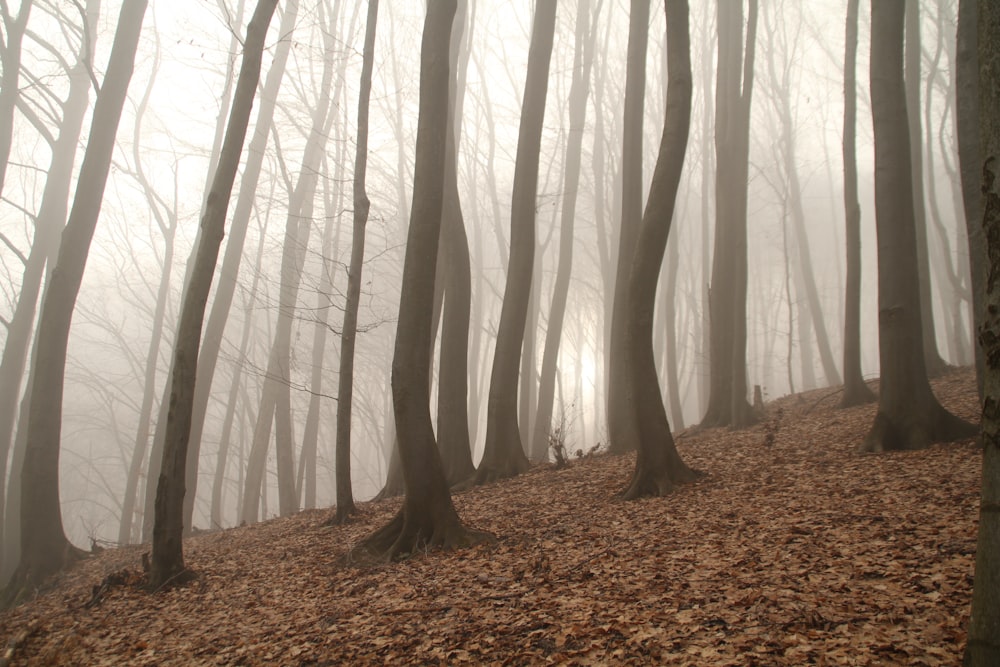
[839,380,877,408]
[621,460,702,501]
[0,544,87,610]
[699,398,758,430]
[473,453,530,486]
[146,566,197,593]
[861,403,977,452]
[327,501,359,526]
[347,507,494,565]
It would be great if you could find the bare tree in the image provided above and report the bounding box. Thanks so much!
[2,0,148,606]
[354,0,490,561]
[861,0,974,453]
[475,0,557,484]
[149,0,278,590]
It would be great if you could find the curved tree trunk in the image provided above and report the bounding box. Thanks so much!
[475,1,557,484]
[355,0,489,562]
[861,0,975,453]
[2,0,148,607]
[622,0,697,500]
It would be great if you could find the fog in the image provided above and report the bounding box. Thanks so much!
[0,0,970,560]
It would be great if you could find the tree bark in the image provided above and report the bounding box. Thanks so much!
[149,0,278,590]
[475,1,557,484]
[2,0,148,606]
[333,0,379,524]
[607,0,649,455]
[622,0,698,500]
[354,0,489,562]
[840,0,876,407]
[964,3,1000,663]
[861,0,975,453]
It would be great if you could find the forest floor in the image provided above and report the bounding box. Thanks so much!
[0,368,983,665]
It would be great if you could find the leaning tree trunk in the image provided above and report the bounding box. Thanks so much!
[840,0,876,407]
[622,0,698,500]
[2,0,148,607]
[353,0,489,562]
[861,0,975,453]
[607,0,649,455]
[964,3,1000,664]
[149,0,278,590]
[475,0,557,484]
[333,0,379,524]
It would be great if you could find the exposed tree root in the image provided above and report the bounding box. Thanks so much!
[347,509,495,566]
[839,381,877,408]
[325,503,360,527]
[621,462,703,501]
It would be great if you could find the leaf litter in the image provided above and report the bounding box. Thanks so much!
[0,368,981,665]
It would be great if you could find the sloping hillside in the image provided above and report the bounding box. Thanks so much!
[0,369,981,665]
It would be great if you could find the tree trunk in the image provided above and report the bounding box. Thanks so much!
[475,1,557,484]
[0,0,31,197]
[607,0,649,455]
[702,0,758,428]
[861,0,974,453]
[964,3,1000,663]
[622,0,698,500]
[957,0,986,399]
[354,0,489,562]
[332,0,378,524]
[840,0,876,407]
[149,0,278,590]
[532,0,599,462]
[2,0,148,607]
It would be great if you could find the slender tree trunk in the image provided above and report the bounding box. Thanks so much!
[355,0,490,562]
[840,0,876,407]
[332,0,378,523]
[532,0,599,462]
[2,0,148,606]
[622,0,697,499]
[149,0,278,590]
[475,1,557,484]
[0,0,32,197]
[861,0,974,453]
[957,0,986,398]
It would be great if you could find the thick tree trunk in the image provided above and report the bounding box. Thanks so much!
[622,0,697,500]
[840,0,876,407]
[475,1,557,484]
[149,0,278,590]
[607,0,649,455]
[2,0,148,607]
[964,4,1000,664]
[861,0,974,453]
[354,0,489,562]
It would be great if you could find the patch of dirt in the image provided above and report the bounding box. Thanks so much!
[0,368,981,665]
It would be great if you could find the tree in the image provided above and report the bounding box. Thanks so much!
[965,4,1000,663]
[957,0,986,399]
[839,0,876,407]
[149,0,279,590]
[332,0,379,524]
[531,0,600,462]
[0,0,31,198]
[353,0,489,562]
[475,0,557,484]
[860,0,974,453]
[606,0,649,455]
[1,0,148,606]
[436,0,476,485]
[701,0,758,428]
[621,0,698,499]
